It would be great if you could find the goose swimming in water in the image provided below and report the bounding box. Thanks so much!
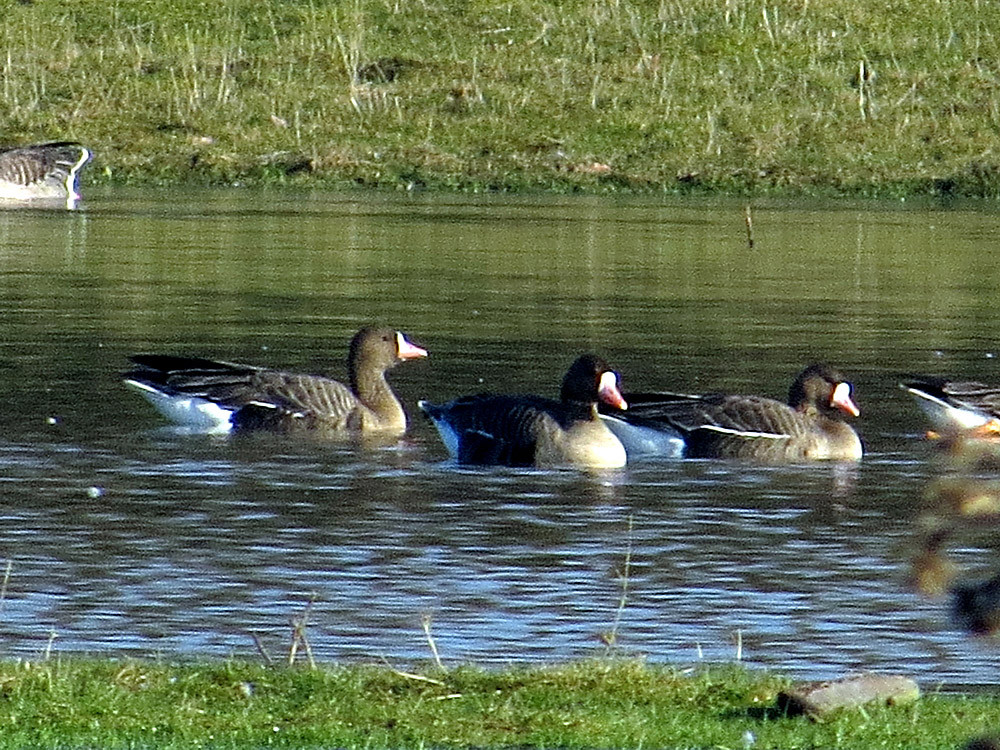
[419,354,629,469]
[604,363,862,463]
[0,142,91,207]
[125,327,428,436]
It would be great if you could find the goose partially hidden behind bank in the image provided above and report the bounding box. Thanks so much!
[125,327,427,436]
[0,142,91,207]
[604,363,863,462]
[418,354,628,469]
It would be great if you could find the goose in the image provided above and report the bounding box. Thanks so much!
[605,363,862,462]
[900,377,1000,437]
[124,327,427,435]
[418,353,628,469]
[0,142,91,206]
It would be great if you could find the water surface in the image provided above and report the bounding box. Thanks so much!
[1,189,999,687]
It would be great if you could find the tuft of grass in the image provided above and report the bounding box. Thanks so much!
[3,0,1000,196]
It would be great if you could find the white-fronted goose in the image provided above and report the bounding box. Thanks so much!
[418,354,628,469]
[900,377,1000,437]
[125,327,427,435]
[608,363,862,462]
[0,142,91,206]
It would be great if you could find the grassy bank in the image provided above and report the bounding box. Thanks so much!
[0,657,994,749]
[3,0,1000,197]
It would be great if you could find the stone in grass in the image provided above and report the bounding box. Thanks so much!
[777,673,920,720]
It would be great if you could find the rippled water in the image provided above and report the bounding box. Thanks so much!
[1,189,999,686]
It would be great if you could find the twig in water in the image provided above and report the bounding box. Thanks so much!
[735,628,743,661]
[858,59,869,120]
[250,632,274,666]
[422,614,444,670]
[0,560,11,615]
[288,597,317,669]
[44,629,57,660]
[603,515,634,650]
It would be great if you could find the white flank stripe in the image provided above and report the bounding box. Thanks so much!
[697,424,790,439]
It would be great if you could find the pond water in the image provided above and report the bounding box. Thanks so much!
[1,188,999,687]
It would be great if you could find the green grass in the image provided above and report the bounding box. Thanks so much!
[0,657,992,749]
[3,0,1000,196]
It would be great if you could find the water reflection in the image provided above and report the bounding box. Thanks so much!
[0,190,999,686]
